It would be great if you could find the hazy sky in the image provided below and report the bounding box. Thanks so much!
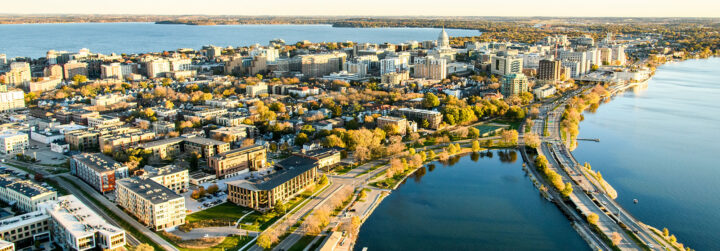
[3,0,719,17]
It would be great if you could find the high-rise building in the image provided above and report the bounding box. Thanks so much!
[0,130,29,154]
[501,73,530,97]
[100,63,122,79]
[5,62,31,86]
[63,61,88,80]
[146,59,170,78]
[413,56,447,80]
[299,52,347,78]
[538,60,561,82]
[491,54,523,76]
[43,64,63,79]
[612,45,627,65]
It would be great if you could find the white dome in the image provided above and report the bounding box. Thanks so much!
[438,27,450,48]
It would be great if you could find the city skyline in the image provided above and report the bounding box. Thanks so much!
[2,0,720,17]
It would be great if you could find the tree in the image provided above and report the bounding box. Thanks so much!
[72,74,87,84]
[524,132,541,148]
[561,182,573,197]
[274,201,287,215]
[587,213,599,225]
[207,184,219,194]
[358,189,367,200]
[257,229,278,249]
[165,100,175,109]
[354,146,371,163]
[662,228,669,237]
[422,119,430,128]
[319,174,329,185]
[131,243,155,251]
[295,132,309,146]
[611,232,623,246]
[422,92,440,108]
[468,127,480,138]
[472,140,481,152]
[501,130,519,146]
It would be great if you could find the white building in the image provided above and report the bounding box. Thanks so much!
[41,195,126,250]
[0,131,28,154]
[0,90,25,111]
[147,59,171,78]
[0,176,57,212]
[116,177,186,230]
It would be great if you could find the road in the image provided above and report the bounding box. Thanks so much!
[525,85,668,250]
[7,159,178,250]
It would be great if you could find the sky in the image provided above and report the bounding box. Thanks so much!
[2,0,720,17]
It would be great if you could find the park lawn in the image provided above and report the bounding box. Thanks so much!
[240,182,330,231]
[288,235,317,251]
[186,202,251,224]
[162,233,253,251]
[334,165,354,175]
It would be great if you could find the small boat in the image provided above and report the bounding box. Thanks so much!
[633,199,638,204]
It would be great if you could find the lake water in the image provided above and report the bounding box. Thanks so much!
[572,58,720,250]
[355,151,589,251]
[0,23,479,58]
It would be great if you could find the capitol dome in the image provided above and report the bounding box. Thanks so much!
[438,27,450,48]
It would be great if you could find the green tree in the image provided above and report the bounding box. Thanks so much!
[274,201,287,215]
[422,92,440,108]
[319,174,329,185]
[468,127,480,138]
[295,132,309,146]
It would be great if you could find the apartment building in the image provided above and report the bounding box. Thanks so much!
[183,137,230,158]
[144,165,190,194]
[0,176,57,212]
[376,116,409,135]
[137,137,184,160]
[86,115,122,128]
[298,52,347,78]
[98,129,155,151]
[209,125,257,144]
[70,153,129,193]
[0,131,28,154]
[208,145,267,179]
[0,210,50,247]
[0,90,25,111]
[501,73,530,97]
[43,195,126,250]
[413,56,447,80]
[226,155,318,212]
[116,177,186,230]
[393,108,443,129]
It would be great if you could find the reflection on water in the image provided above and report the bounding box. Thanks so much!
[572,58,720,250]
[355,151,589,251]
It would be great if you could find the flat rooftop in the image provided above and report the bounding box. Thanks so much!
[117,177,182,204]
[72,153,126,173]
[137,137,184,149]
[227,155,317,191]
[184,136,227,146]
[43,195,124,239]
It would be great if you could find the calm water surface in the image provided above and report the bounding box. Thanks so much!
[0,23,479,58]
[355,151,589,251]
[573,58,720,250]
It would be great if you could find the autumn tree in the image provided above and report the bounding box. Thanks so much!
[354,146,371,163]
[207,184,219,194]
[501,129,519,146]
[524,132,541,149]
[422,92,440,108]
[472,140,481,152]
[587,213,599,226]
[611,232,623,246]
